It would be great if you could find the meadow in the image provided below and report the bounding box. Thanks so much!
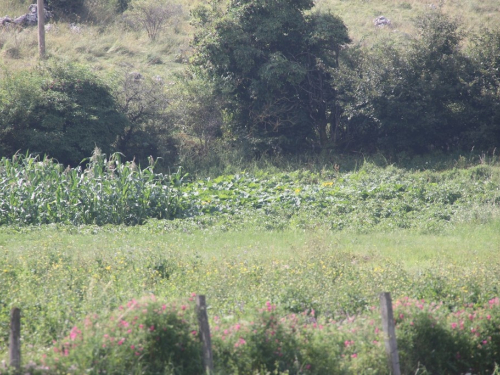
[1,0,500,371]
[1,154,500,373]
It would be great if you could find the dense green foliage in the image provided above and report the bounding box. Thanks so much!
[193,0,350,153]
[1,153,499,229]
[6,296,498,374]
[1,0,500,370]
[191,4,500,156]
[338,14,500,154]
[2,1,500,167]
[0,62,126,166]
[0,152,182,226]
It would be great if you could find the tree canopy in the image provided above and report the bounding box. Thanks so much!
[192,0,350,154]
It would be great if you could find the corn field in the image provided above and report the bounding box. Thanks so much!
[0,150,183,226]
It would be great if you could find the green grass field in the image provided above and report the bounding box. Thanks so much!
[1,219,500,372]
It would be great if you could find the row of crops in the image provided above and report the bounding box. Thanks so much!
[2,152,499,230]
[1,152,500,229]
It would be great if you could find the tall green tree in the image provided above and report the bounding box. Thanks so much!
[367,12,474,153]
[467,29,500,149]
[192,0,350,153]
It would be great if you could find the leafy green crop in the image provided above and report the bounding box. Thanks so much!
[0,150,182,226]
[1,153,499,230]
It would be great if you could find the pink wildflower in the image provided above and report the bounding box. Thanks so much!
[351,353,358,358]
[181,305,187,311]
[451,323,458,329]
[234,338,246,348]
[118,339,125,345]
[149,325,155,332]
[130,345,135,350]
[162,304,167,311]
[69,326,81,341]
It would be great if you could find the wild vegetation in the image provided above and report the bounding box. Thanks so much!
[1,0,500,373]
[0,153,500,373]
[1,0,500,169]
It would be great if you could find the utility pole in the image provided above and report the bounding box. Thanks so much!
[37,0,45,58]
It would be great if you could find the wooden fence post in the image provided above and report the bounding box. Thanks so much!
[196,295,214,375]
[37,0,45,58]
[379,292,401,375]
[9,307,21,370]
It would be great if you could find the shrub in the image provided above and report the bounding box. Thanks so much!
[46,0,85,18]
[42,295,203,375]
[0,61,127,166]
[112,71,177,166]
[124,0,183,41]
[29,296,500,374]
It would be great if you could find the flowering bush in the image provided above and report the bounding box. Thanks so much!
[12,295,499,374]
[41,295,202,375]
[395,296,500,374]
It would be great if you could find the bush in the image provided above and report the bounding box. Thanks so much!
[21,296,500,374]
[46,0,85,18]
[42,295,203,375]
[112,71,177,167]
[0,61,127,166]
[124,0,183,41]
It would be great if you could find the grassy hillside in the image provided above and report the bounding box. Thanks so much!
[317,0,500,43]
[1,0,498,76]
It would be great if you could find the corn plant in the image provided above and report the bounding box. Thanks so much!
[0,150,184,226]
